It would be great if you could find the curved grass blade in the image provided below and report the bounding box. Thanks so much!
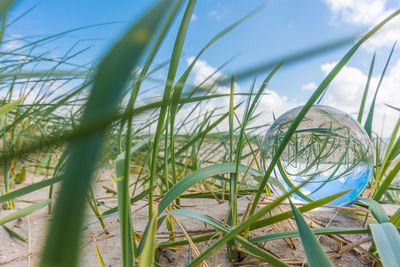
[39,2,175,267]
[187,181,310,267]
[364,42,396,137]
[370,222,400,267]
[357,197,389,223]
[169,209,290,267]
[386,103,400,112]
[289,200,333,267]
[158,163,260,213]
[138,163,261,253]
[148,0,196,217]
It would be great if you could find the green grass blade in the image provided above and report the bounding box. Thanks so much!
[357,53,375,123]
[289,201,333,267]
[115,139,150,265]
[0,200,50,225]
[148,0,196,217]
[102,187,152,217]
[95,240,106,267]
[250,227,371,243]
[373,160,400,201]
[139,209,158,267]
[138,163,260,253]
[0,0,14,17]
[169,209,290,267]
[39,2,174,266]
[370,222,400,267]
[0,176,62,204]
[158,163,260,213]
[187,183,304,267]
[0,97,23,116]
[364,42,396,137]
[2,225,27,243]
[357,197,389,223]
[250,190,350,230]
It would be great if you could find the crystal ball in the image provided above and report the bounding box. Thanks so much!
[262,105,374,206]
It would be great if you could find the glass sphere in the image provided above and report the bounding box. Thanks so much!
[262,105,373,206]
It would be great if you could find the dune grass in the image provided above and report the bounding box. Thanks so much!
[0,1,400,266]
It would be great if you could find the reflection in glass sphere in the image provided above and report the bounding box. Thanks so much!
[262,105,374,206]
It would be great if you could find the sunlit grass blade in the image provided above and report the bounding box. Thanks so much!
[139,208,158,267]
[94,239,106,267]
[0,97,24,116]
[115,139,152,265]
[364,42,396,137]
[250,190,350,230]
[357,53,375,123]
[0,200,50,225]
[148,0,196,217]
[169,209,290,267]
[289,200,333,267]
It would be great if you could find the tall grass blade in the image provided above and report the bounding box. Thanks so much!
[364,42,396,137]
[148,0,196,217]
[289,201,333,267]
[39,2,175,266]
[357,53,375,123]
[139,209,158,267]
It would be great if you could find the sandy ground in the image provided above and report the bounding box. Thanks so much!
[0,168,396,267]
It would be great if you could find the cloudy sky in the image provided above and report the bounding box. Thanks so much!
[5,0,400,136]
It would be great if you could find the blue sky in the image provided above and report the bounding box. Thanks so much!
[5,0,400,136]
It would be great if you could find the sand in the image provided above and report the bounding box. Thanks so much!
[0,168,394,267]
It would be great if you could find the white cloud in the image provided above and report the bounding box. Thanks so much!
[209,10,223,21]
[301,82,317,91]
[323,0,400,51]
[323,0,386,25]
[187,57,225,89]
[191,13,198,22]
[255,90,298,124]
[171,57,296,133]
[320,60,399,137]
[3,34,24,51]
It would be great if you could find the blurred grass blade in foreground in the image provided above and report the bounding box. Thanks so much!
[39,1,177,267]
